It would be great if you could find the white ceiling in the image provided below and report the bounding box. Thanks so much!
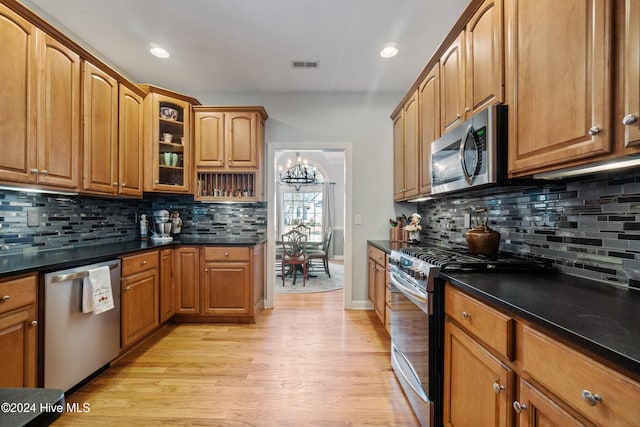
[22,0,469,95]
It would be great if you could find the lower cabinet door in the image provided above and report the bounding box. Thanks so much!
[121,270,159,348]
[443,319,514,427]
[515,379,594,427]
[174,247,200,314]
[0,306,37,387]
[159,249,174,323]
[202,261,251,315]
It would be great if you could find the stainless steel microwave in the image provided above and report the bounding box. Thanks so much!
[431,104,507,195]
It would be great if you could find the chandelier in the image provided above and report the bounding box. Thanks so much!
[279,154,318,185]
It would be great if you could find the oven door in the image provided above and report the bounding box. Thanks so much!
[389,284,432,426]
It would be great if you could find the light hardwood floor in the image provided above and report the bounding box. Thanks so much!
[54,290,419,426]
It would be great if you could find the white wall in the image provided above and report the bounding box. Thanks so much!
[197,91,402,306]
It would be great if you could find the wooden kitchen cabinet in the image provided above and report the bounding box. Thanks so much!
[418,64,440,195]
[173,245,264,323]
[367,244,388,329]
[159,248,175,323]
[139,85,198,194]
[0,274,38,388]
[202,247,252,317]
[0,5,81,190]
[193,106,268,202]
[174,246,200,315]
[505,0,613,177]
[120,251,159,349]
[117,84,144,197]
[392,92,419,201]
[82,61,119,194]
[514,378,593,427]
[440,32,466,135]
[444,285,515,427]
[440,0,504,135]
[616,0,640,148]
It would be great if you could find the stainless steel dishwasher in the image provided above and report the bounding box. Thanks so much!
[43,259,121,392]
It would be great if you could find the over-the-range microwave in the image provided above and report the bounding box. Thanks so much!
[431,104,507,195]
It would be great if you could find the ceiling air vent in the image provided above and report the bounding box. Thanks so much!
[291,60,319,69]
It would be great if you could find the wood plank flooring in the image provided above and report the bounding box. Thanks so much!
[54,290,419,426]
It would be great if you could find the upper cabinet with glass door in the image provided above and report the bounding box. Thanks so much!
[139,85,200,193]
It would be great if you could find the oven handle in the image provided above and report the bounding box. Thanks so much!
[389,270,428,304]
[392,342,428,402]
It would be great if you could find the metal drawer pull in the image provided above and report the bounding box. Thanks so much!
[588,126,601,136]
[493,383,505,394]
[50,262,118,283]
[224,252,229,257]
[30,320,38,327]
[141,260,147,265]
[581,390,602,406]
[1,295,10,301]
[513,401,527,414]
[461,311,471,319]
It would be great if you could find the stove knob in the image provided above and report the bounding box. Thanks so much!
[408,267,417,278]
[415,271,426,280]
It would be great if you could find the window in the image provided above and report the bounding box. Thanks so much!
[282,190,322,242]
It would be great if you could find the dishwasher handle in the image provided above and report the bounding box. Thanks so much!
[50,262,119,283]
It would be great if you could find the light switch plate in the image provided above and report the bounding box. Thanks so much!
[27,209,39,227]
[354,214,362,225]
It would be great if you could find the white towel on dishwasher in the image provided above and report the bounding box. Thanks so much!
[82,266,114,314]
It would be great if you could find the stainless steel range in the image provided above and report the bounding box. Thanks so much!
[388,246,549,427]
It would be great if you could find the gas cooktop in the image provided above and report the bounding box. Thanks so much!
[399,246,551,271]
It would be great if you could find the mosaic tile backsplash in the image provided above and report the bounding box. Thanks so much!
[0,191,266,255]
[416,168,640,288]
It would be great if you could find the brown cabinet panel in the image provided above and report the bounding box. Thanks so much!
[515,379,593,427]
[506,0,613,176]
[194,111,225,167]
[118,85,144,196]
[159,248,174,323]
[202,261,251,316]
[0,5,37,183]
[392,112,404,201]
[227,113,258,168]
[620,0,640,148]
[121,269,159,348]
[443,319,514,427]
[82,61,118,194]
[418,65,440,195]
[403,93,419,199]
[440,31,466,135]
[174,247,200,314]
[37,32,81,189]
[0,274,38,388]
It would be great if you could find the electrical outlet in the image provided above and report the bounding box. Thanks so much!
[27,209,39,227]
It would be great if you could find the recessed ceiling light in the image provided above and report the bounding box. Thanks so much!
[380,44,398,59]
[150,47,170,59]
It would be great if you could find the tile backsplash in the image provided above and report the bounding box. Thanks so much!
[0,191,266,255]
[416,168,640,288]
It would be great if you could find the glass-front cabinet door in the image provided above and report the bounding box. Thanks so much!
[140,85,199,193]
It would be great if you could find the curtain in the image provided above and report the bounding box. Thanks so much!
[322,182,335,257]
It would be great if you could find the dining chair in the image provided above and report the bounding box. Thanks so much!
[307,227,332,277]
[281,229,308,286]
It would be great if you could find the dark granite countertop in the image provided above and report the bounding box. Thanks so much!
[444,270,640,379]
[0,387,64,426]
[0,237,265,278]
[368,240,640,378]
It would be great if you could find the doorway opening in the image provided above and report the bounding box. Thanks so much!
[266,143,352,309]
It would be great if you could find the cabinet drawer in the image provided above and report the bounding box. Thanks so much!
[445,285,514,360]
[121,251,158,276]
[0,275,37,313]
[367,245,386,266]
[522,325,640,427]
[203,247,250,261]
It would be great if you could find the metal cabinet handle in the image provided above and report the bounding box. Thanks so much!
[581,390,603,406]
[588,126,601,136]
[112,182,118,187]
[465,107,470,113]
[623,114,638,126]
[121,183,126,187]
[461,311,471,319]
[31,168,38,174]
[493,383,505,394]
[141,260,147,265]
[1,295,10,302]
[41,170,48,175]
[513,401,527,414]
[224,252,229,257]
[30,320,38,327]
[204,268,209,272]
[124,286,131,291]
